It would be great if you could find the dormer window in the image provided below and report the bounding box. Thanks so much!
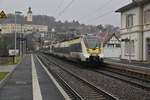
[126,14,134,28]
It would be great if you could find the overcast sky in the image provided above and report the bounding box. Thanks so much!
[0,0,131,26]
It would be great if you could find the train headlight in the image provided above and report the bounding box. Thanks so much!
[87,48,90,53]
[87,48,101,54]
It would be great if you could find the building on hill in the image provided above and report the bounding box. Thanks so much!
[0,7,48,34]
[0,23,48,34]
[27,7,32,22]
[116,0,150,61]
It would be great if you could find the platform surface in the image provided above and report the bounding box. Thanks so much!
[104,58,150,69]
[0,54,65,100]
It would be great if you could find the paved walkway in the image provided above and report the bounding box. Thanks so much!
[33,55,65,100]
[0,55,33,100]
[0,54,66,100]
[0,65,16,72]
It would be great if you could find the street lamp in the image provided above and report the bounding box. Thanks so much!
[14,11,22,63]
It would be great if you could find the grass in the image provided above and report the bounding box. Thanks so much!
[0,72,9,81]
[15,56,22,64]
[0,56,22,65]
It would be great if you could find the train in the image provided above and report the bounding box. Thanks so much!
[43,34,104,62]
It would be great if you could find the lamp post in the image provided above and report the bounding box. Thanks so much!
[14,11,22,63]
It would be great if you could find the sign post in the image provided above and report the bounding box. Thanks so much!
[9,49,19,64]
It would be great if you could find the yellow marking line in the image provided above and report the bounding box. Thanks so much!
[31,55,43,100]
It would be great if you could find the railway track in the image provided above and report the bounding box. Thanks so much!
[93,69,150,91]
[38,53,150,100]
[37,55,83,100]
[38,54,117,100]
[47,54,150,91]
[81,63,150,91]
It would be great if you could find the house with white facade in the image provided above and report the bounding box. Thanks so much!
[103,33,121,58]
[116,0,150,61]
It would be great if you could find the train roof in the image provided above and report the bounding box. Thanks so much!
[48,34,101,47]
[48,38,82,47]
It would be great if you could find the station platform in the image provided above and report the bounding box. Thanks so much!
[104,58,150,69]
[0,65,16,72]
[0,54,66,100]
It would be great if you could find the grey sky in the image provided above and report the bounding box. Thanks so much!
[0,0,131,26]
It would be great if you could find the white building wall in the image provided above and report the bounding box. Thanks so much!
[0,23,48,34]
[119,1,150,61]
[143,31,150,61]
[104,48,121,58]
[121,7,141,29]
[27,13,32,22]
[104,35,121,58]
[143,3,150,61]
[120,6,144,61]
[121,32,143,61]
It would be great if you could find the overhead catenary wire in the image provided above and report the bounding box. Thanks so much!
[56,0,65,12]
[87,9,115,23]
[57,0,75,18]
[80,0,125,24]
[78,0,113,21]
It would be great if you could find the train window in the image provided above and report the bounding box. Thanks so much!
[84,37,100,49]
[70,43,82,52]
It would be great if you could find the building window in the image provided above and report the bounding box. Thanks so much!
[131,40,135,55]
[144,10,150,25]
[125,40,134,55]
[126,14,133,28]
[107,44,114,48]
[116,44,121,47]
[125,41,129,55]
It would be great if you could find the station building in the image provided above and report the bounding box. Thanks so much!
[116,0,150,61]
[0,7,48,34]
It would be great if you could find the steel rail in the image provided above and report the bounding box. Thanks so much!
[38,55,84,100]
[40,54,118,100]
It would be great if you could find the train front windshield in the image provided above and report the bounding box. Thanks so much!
[84,36,100,49]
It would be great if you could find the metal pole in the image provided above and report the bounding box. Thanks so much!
[19,27,21,56]
[20,24,22,57]
[14,13,17,63]
[14,11,22,63]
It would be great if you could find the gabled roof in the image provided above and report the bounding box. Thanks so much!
[116,0,150,12]
[103,33,120,44]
